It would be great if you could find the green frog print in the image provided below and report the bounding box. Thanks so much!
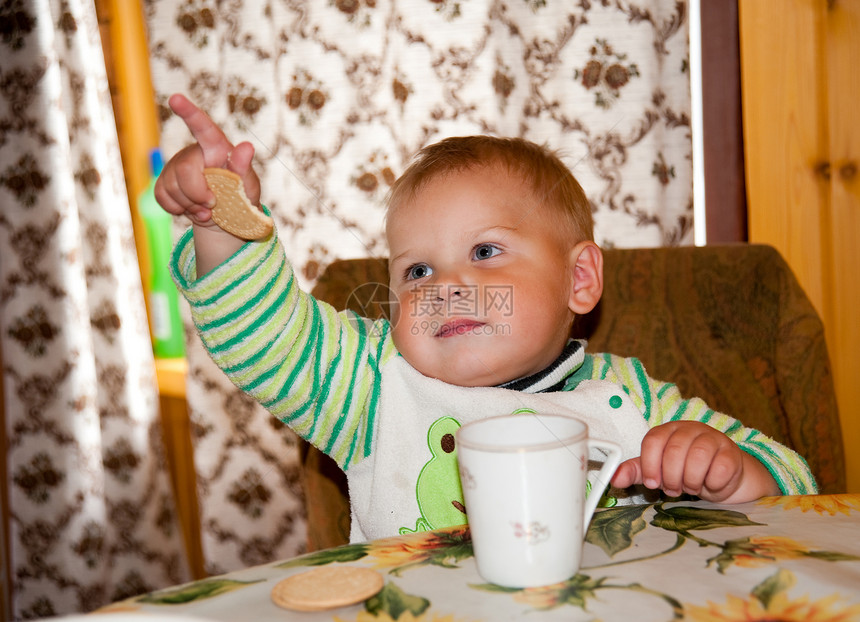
[399,416,466,535]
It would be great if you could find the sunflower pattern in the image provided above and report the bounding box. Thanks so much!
[686,569,860,622]
[100,496,860,621]
[757,493,860,516]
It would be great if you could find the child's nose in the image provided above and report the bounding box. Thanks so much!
[431,270,469,301]
[433,286,464,302]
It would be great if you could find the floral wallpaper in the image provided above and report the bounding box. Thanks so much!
[0,1,188,618]
[144,0,692,574]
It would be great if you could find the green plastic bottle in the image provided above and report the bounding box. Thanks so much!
[139,148,185,358]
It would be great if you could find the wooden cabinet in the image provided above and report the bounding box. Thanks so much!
[739,0,859,491]
[96,0,205,578]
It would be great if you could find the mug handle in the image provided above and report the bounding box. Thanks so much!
[582,439,623,536]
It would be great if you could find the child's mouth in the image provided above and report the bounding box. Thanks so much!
[435,319,486,338]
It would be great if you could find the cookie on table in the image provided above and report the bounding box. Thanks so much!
[203,167,274,240]
[271,566,385,612]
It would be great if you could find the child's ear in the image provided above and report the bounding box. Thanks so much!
[567,241,603,315]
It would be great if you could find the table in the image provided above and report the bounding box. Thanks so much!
[99,494,860,621]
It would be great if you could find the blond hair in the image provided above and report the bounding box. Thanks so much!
[386,136,593,242]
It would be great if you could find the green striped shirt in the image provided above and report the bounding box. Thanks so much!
[171,230,817,495]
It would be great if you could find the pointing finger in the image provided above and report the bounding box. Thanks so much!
[169,93,233,168]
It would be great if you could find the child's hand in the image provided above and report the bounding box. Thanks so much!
[155,94,262,273]
[610,421,780,503]
[155,94,261,225]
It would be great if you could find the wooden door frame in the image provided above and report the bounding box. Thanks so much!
[701,0,748,243]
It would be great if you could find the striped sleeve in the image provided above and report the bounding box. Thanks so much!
[170,228,397,469]
[590,353,818,495]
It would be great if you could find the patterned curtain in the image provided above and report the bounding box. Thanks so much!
[0,1,188,619]
[145,0,692,574]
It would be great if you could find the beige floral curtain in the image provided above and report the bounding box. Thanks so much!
[0,1,188,619]
[145,0,692,574]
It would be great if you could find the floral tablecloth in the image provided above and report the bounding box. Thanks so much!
[100,495,860,621]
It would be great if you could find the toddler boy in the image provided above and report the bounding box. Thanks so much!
[156,94,816,542]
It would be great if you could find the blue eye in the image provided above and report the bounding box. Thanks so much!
[405,263,433,280]
[473,244,502,261]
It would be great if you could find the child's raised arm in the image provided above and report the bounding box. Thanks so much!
[155,94,261,275]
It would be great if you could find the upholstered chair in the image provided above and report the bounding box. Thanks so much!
[302,244,845,550]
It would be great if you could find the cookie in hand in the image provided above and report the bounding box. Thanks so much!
[203,168,274,240]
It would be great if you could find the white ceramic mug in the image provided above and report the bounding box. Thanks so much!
[456,413,622,588]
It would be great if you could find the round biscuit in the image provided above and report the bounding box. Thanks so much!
[270,566,384,612]
[203,168,274,240]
